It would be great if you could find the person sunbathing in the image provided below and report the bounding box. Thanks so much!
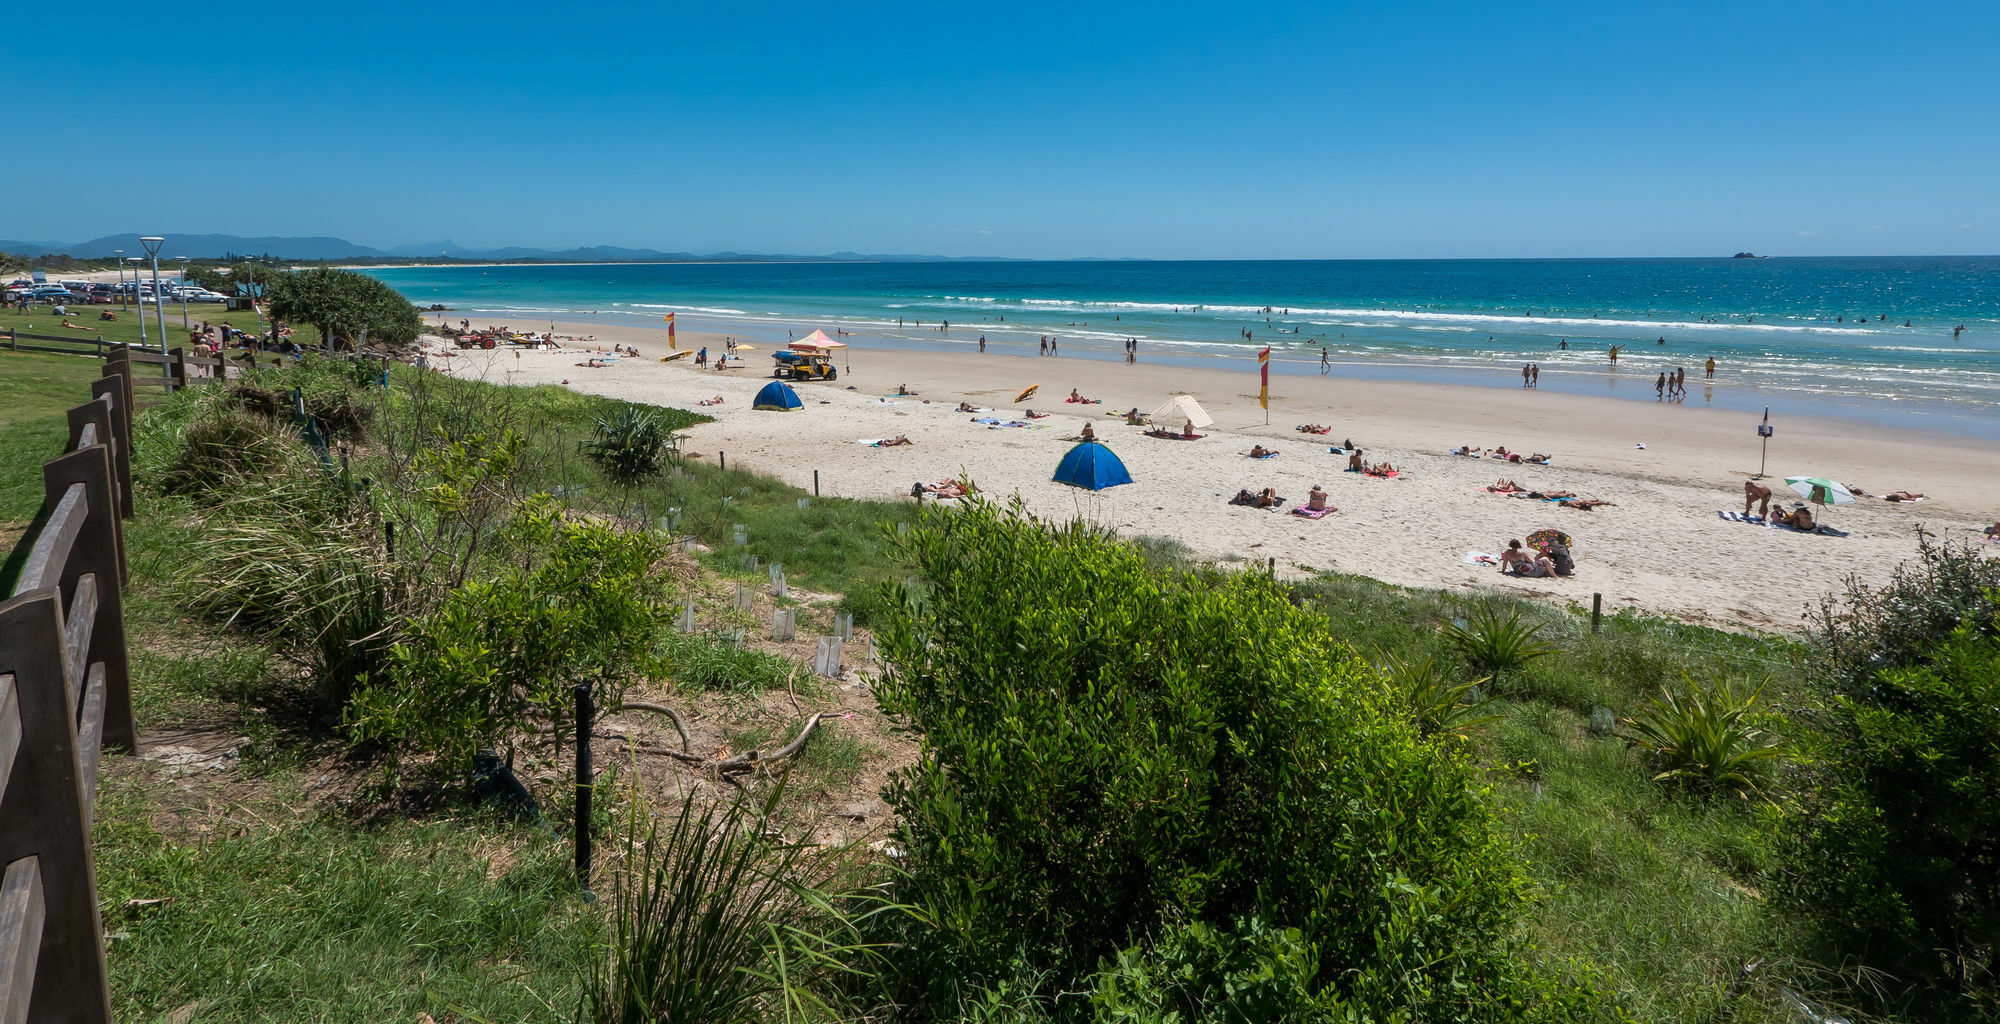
[894,383,917,396]
[697,395,726,406]
[1180,420,1198,438]
[1452,445,1483,457]
[957,401,979,412]
[98,311,119,321]
[1526,454,1553,464]
[879,435,913,447]
[1985,522,2000,541]
[1558,498,1611,510]
[1882,491,1925,502]
[927,479,968,498]
[1774,504,1816,530]
[1305,485,1329,511]
[1025,408,1049,419]
[1492,446,1513,459]
[1527,489,1576,499]
[1347,449,1365,472]
[1080,422,1097,442]
[1296,423,1330,434]
[60,318,92,330]
[1124,407,1144,424]
[1366,461,1396,476]
[1498,540,1536,574]
[1230,489,1258,506]
[1487,479,1522,492]
[1248,444,1273,458]
[1255,487,1284,509]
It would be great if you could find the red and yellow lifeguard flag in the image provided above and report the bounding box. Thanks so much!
[663,312,676,348]
[1258,346,1271,409]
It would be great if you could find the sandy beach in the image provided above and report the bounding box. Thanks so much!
[432,317,1999,632]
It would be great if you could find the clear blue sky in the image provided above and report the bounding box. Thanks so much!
[9,0,1996,259]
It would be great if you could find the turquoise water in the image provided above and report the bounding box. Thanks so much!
[368,258,2000,433]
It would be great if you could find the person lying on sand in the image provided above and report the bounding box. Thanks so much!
[1306,485,1330,511]
[924,479,970,499]
[1021,408,1047,419]
[1248,444,1274,458]
[1365,461,1396,476]
[1773,503,1816,530]
[1744,479,1773,518]
[1257,486,1284,509]
[1526,454,1553,465]
[957,401,979,412]
[1452,446,1483,457]
[1230,489,1259,506]
[878,435,913,447]
[1296,423,1331,434]
[1524,489,1576,500]
[1985,522,2000,541]
[1487,479,1522,492]
[1558,498,1612,510]
[1882,491,1926,502]
[1492,446,1513,459]
[894,384,918,396]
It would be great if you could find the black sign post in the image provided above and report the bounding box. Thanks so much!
[1755,407,1774,479]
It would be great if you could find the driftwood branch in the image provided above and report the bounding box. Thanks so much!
[614,701,691,751]
[713,713,825,774]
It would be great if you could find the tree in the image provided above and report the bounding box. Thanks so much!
[264,266,422,348]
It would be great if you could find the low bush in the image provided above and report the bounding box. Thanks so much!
[871,500,1597,1021]
[1442,605,1555,690]
[661,631,799,694]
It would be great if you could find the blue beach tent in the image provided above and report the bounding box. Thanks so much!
[1052,441,1133,490]
[753,380,804,411]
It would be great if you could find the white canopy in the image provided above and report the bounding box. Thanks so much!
[1150,394,1213,428]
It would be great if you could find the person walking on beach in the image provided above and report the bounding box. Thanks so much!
[1705,356,1715,379]
[1320,347,1330,374]
[1051,338,1059,356]
[978,335,986,353]
[1531,363,1540,387]
[1656,372,1667,399]
[1039,337,1048,356]
[1522,364,1532,388]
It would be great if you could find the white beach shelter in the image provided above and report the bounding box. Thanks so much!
[1151,394,1213,429]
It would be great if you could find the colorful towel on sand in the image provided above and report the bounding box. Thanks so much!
[1716,510,1767,524]
[1289,506,1334,519]
[1464,550,1501,566]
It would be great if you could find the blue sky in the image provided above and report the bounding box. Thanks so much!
[9,1,1996,258]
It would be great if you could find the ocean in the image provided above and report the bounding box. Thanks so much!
[367,257,2000,434]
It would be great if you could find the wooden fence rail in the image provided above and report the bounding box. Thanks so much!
[0,365,139,1024]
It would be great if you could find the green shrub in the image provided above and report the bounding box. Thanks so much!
[1442,605,1554,689]
[581,406,676,489]
[1778,610,2000,1020]
[349,499,675,770]
[662,631,799,694]
[871,500,1594,1022]
[1091,918,1319,1024]
[1620,676,1782,801]
[157,407,298,496]
[1807,529,2000,696]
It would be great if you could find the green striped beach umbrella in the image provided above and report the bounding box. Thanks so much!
[1783,476,1856,508]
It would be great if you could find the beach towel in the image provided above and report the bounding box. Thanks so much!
[1145,430,1204,440]
[1244,451,1280,459]
[1289,506,1334,519]
[1716,510,1766,524]
[1464,550,1501,566]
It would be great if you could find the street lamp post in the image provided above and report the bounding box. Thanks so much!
[127,258,148,348]
[140,237,167,349]
[113,249,126,310]
[176,257,191,329]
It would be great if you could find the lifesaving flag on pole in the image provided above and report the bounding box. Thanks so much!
[1258,346,1271,410]
[663,312,676,348]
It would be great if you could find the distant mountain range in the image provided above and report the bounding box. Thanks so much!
[0,234,1028,263]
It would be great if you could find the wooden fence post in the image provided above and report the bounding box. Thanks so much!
[169,347,189,391]
[86,380,132,520]
[0,593,116,1024]
[40,441,134,754]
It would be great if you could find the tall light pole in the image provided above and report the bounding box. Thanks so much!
[175,256,192,329]
[127,257,148,348]
[140,237,167,349]
[114,249,126,310]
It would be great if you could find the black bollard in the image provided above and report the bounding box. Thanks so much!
[574,682,594,888]
[719,450,726,472]
[814,469,820,497]
[1591,593,1603,632]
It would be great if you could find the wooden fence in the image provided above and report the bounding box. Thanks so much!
[0,361,140,1024]
[5,330,295,402]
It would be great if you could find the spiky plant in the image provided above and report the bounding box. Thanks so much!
[1440,605,1554,688]
[580,406,673,489]
[1376,651,1496,742]
[1621,675,1784,801]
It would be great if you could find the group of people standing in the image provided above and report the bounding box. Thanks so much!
[1520,363,1542,388]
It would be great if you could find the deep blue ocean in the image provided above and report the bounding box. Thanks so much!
[368,257,2000,432]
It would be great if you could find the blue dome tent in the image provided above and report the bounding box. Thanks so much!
[753,380,803,411]
[1052,441,1132,490]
